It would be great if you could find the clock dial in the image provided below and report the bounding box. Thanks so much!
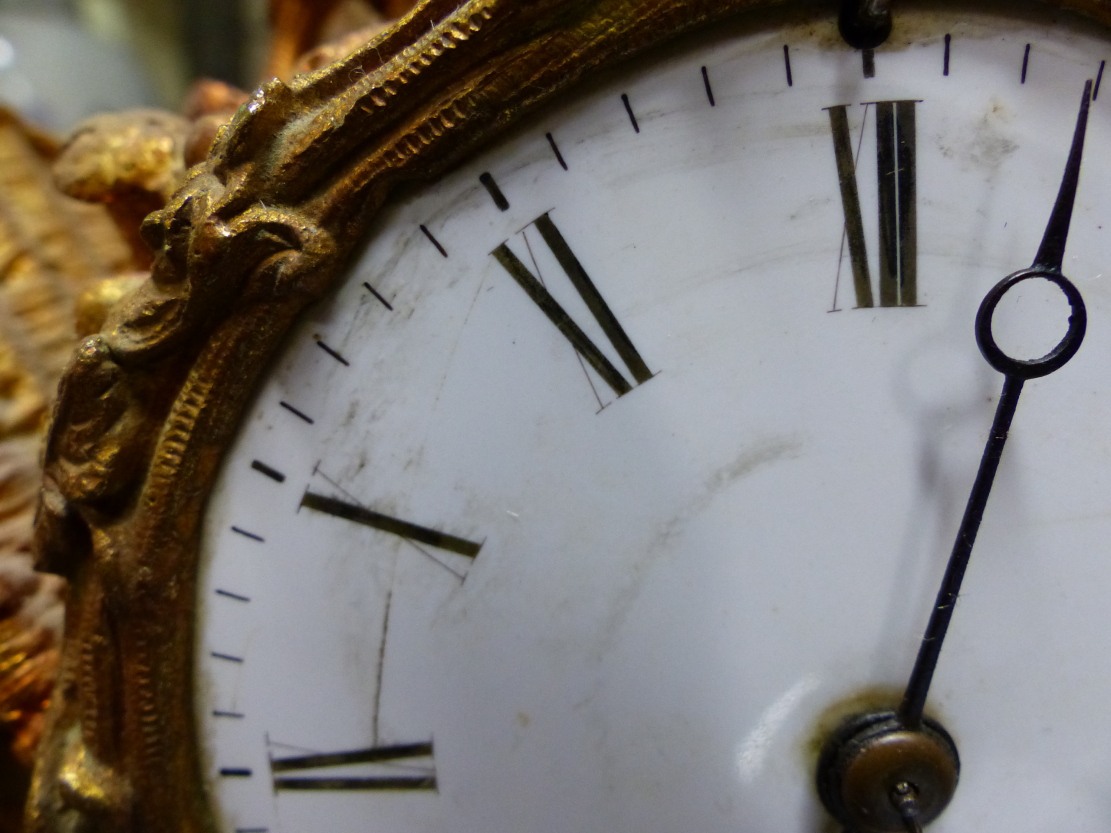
[196,4,1111,832]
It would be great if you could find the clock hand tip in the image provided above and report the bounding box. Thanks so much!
[1032,79,1094,272]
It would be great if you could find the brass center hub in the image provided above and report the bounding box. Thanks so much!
[817,711,960,833]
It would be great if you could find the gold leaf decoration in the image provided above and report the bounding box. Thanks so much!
[0,109,134,833]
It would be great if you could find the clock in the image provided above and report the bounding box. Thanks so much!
[24,1,1111,832]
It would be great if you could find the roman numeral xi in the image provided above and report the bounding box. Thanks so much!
[492,214,652,398]
[828,100,919,308]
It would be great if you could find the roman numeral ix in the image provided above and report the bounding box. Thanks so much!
[301,491,481,558]
[828,100,919,308]
[272,742,436,791]
[492,213,652,398]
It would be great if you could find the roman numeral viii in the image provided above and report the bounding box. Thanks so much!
[827,100,919,308]
[271,741,436,791]
[492,213,652,398]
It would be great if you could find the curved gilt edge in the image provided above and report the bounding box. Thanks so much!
[26,0,1111,831]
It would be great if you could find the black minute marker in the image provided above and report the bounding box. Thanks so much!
[701,66,715,106]
[315,339,350,366]
[211,652,244,663]
[783,45,793,86]
[418,224,447,259]
[1096,60,1106,100]
[362,281,394,310]
[943,33,951,76]
[621,93,639,132]
[479,172,510,210]
[251,460,285,483]
[1021,43,1031,83]
[546,132,568,170]
[279,401,314,424]
[216,589,250,602]
[220,768,252,778]
[231,525,264,542]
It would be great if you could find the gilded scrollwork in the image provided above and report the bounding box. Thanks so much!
[26,1,1111,831]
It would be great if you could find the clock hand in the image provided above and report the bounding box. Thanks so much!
[898,79,1092,731]
[1032,82,1094,275]
[818,81,1092,833]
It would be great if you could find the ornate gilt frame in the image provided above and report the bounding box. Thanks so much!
[26,0,1111,830]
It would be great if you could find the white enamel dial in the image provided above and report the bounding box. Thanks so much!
[197,5,1111,831]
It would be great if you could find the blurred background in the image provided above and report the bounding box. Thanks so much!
[0,0,241,132]
[0,0,413,133]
